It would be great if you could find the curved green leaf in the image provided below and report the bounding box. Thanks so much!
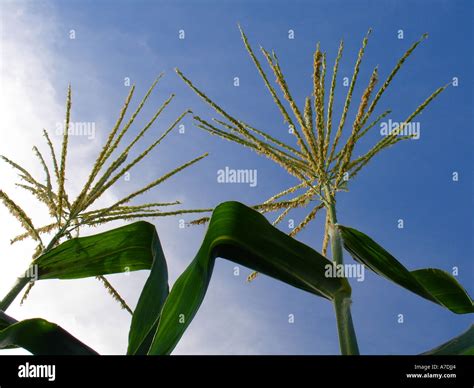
[35,221,159,280]
[0,311,16,331]
[0,317,98,355]
[0,311,18,349]
[29,202,348,356]
[132,201,350,355]
[422,325,474,355]
[127,231,169,355]
[338,225,474,314]
[31,221,169,355]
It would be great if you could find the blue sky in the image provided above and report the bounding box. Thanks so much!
[0,0,472,354]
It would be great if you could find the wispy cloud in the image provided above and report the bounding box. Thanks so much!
[0,0,278,355]
[0,0,129,354]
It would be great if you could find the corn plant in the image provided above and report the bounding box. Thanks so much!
[1,202,472,355]
[0,30,472,356]
[0,75,210,313]
[174,26,473,354]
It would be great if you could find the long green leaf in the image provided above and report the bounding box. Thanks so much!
[0,311,16,330]
[127,232,169,355]
[421,325,474,355]
[29,202,347,356]
[0,317,98,355]
[12,222,168,355]
[0,311,17,348]
[35,221,159,280]
[338,225,474,314]
[131,201,350,355]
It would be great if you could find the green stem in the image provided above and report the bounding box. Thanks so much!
[333,292,359,355]
[325,186,360,355]
[0,275,31,311]
[327,201,343,266]
[0,223,70,311]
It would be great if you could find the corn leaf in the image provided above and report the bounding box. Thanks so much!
[338,225,474,314]
[0,317,98,355]
[0,311,16,331]
[28,202,348,355]
[421,325,474,355]
[133,201,350,355]
[34,221,159,280]
[127,232,169,355]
